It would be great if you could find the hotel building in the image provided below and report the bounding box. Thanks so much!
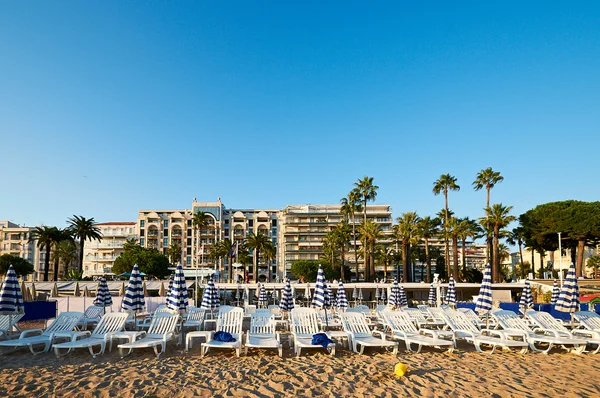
[82,222,137,278]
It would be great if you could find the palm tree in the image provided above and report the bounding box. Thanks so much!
[341,190,363,281]
[332,221,351,282]
[507,227,525,269]
[192,211,210,266]
[394,212,421,282]
[359,221,382,282]
[55,239,77,280]
[433,174,460,277]
[262,242,276,281]
[481,204,516,283]
[416,216,440,283]
[473,167,504,272]
[30,226,55,281]
[167,242,182,264]
[354,177,379,281]
[49,228,74,281]
[123,238,139,251]
[245,232,270,282]
[456,218,482,273]
[375,245,395,281]
[67,215,102,273]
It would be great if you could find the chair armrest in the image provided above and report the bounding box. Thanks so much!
[372,330,386,340]
[572,329,600,340]
[275,332,281,343]
[20,329,43,339]
[73,331,91,341]
[481,329,507,340]
[419,328,444,339]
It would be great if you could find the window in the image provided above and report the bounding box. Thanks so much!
[272,219,277,227]
[139,238,144,246]
[163,229,168,236]
[187,220,192,227]
[187,247,191,255]
[140,229,145,236]
[224,219,229,225]
[187,228,192,235]
[163,220,169,228]
[187,238,192,245]
[140,220,145,227]
[163,238,168,246]
[186,256,191,265]
[248,220,253,227]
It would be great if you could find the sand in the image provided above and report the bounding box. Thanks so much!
[0,335,599,398]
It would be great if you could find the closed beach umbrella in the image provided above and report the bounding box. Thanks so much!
[0,265,25,338]
[73,282,80,298]
[93,277,113,313]
[30,282,37,301]
[446,276,457,306]
[51,283,59,297]
[242,286,248,302]
[119,282,126,297]
[158,282,166,297]
[375,286,380,300]
[121,264,146,313]
[279,279,294,312]
[258,284,268,308]
[398,285,408,307]
[336,281,348,310]
[311,265,326,309]
[388,279,399,307]
[428,284,436,306]
[166,264,188,313]
[200,278,220,311]
[235,284,241,301]
[82,285,90,297]
[305,283,311,300]
[167,276,174,297]
[352,286,358,300]
[272,287,278,304]
[20,280,28,302]
[555,264,580,326]
[550,280,560,305]
[358,288,364,303]
[326,284,334,309]
[380,287,386,303]
[519,279,533,314]
[475,264,493,327]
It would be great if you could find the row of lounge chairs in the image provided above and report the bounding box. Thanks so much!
[1,305,599,359]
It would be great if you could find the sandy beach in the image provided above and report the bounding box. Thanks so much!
[1,335,599,398]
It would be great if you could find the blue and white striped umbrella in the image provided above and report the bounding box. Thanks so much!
[279,279,294,312]
[258,284,268,307]
[272,287,278,304]
[0,265,24,314]
[93,277,113,308]
[200,278,220,311]
[555,263,580,313]
[446,276,457,305]
[388,279,399,306]
[166,276,174,297]
[311,265,327,309]
[428,283,436,306]
[398,285,407,307]
[551,279,560,305]
[166,264,188,313]
[475,263,493,315]
[336,281,348,310]
[121,264,145,313]
[325,283,333,309]
[519,279,533,310]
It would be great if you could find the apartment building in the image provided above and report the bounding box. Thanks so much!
[82,222,137,277]
[0,221,42,281]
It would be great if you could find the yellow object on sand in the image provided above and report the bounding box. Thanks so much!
[394,362,408,377]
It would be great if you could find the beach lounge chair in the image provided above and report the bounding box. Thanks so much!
[244,313,282,357]
[136,306,172,329]
[574,311,600,333]
[118,313,179,358]
[441,310,528,354]
[290,308,335,357]
[53,312,129,358]
[77,306,105,330]
[381,310,454,353]
[317,310,343,330]
[458,308,489,329]
[493,310,587,354]
[527,311,600,354]
[183,307,206,331]
[339,312,398,355]
[404,308,445,329]
[201,307,244,357]
[0,313,25,340]
[0,312,84,355]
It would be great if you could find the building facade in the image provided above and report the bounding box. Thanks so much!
[0,221,42,280]
[82,222,137,278]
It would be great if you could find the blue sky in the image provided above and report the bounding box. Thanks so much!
[1,1,599,230]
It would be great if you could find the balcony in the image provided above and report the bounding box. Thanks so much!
[96,242,124,249]
[87,256,119,261]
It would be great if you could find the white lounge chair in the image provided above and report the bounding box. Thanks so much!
[493,310,587,354]
[290,308,335,357]
[404,308,445,329]
[458,308,494,329]
[53,313,129,358]
[183,307,206,331]
[381,310,454,353]
[317,310,343,330]
[527,311,600,354]
[339,312,398,355]
[244,313,282,357]
[77,306,105,330]
[201,307,244,357]
[442,310,528,354]
[136,306,171,329]
[118,313,179,358]
[0,312,83,355]
[0,313,25,340]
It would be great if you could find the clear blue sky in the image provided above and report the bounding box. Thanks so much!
[1,1,599,229]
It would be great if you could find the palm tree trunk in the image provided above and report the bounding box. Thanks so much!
[352,219,359,282]
[425,239,431,283]
[493,227,500,283]
[43,244,50,281]
[518,242,524,267]
[444,192,450,278]
[78,239,85,273]
[461,239,467,273]
[539,252,544,278]
[254,249,260,282]
[452,235,459,280]
[340,246,345,282]
[576,239,585,277]
[402,241,409,282]
[407,244,412,283]
[370,243,376,282]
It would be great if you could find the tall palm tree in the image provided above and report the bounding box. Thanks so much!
[67,215,102,273]
[375,245,395,281]
[245,232,270,282]
[56,240,78,278]
[473,168,504,272]
[359,221,382,282]
[192,211,210,266]
[481,204,516,283]
[506,227,525,269]
[332,221,351,282]
[433,174,460,278]
[341,190,363,281]
[456,218,482,273]
[30,226,55,281]
[123,237,139,251]
[262,241,276,281]
[416,216,440,283]
[354,177,379,281]
[394,212,421,283]
[167,242,182,264]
